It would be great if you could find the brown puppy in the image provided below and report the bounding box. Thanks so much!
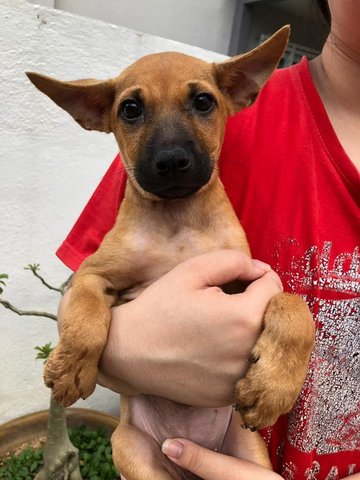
[27,26,315,479]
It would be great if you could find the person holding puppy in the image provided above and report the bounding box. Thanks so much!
[56,0,359,478]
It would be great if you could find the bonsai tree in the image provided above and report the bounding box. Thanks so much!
[0,265,82,480]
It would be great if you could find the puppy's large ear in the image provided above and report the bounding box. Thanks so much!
[26,72,115,133]
[215,25,290,112]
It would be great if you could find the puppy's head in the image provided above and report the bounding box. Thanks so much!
[27,26,289,200]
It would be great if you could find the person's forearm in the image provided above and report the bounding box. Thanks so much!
[97,251,283,406]
[58,251,283,406]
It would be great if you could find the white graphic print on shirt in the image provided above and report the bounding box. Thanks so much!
[272,240,359,478]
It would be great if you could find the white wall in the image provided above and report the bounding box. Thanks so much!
[28,0,237,54]
[0,0,226,424]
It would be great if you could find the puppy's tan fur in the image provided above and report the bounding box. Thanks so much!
[27,26,315,479]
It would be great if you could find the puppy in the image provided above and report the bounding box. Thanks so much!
[27,26,315,479]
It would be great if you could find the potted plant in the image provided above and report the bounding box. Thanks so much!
[0,266,120,479]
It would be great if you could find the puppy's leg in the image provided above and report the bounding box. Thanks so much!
[44,273,117,406]
[112,398,184,480]
[222,412,272,469]
[112,424,184,480]
[235,293,315,429]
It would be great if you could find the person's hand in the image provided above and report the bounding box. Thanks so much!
[162,438,360,480]
[97,249,283,406]
[161,438,283,479]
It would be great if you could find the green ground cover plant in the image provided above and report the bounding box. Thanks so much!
[0,425,119,480]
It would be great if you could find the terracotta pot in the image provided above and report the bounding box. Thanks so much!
[0,408,119,457]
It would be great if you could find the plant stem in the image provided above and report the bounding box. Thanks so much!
[34,397,83,480]
[31,270,64,294]
[59,275,73,296]
[0,299,57,321]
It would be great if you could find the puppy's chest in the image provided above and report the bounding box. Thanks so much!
[119,222,245,301]
[132,225,221,262]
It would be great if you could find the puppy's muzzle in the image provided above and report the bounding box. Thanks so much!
[135,146,213,199]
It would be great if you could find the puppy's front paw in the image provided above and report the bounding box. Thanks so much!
[234,344,300,430]
[44,343,97,407]
[234,294,314,430]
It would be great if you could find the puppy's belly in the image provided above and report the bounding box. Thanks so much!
[129,394,233,451]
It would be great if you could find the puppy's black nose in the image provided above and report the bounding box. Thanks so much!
[154,148,191,175]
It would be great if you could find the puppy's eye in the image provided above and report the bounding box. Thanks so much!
[120,99,143,121]
[193,93,215,113]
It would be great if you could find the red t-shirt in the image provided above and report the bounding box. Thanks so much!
[57,57,360,479]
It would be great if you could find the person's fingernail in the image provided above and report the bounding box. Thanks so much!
[252,259,271,271]
[162,439,183,458]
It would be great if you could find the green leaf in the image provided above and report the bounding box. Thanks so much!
[24,263,40,273]
[30,461,39,472]
[19,466,29,475]
[34,342,53,361]
[0,273,8,294]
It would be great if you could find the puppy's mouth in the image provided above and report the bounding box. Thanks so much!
[151,185,201,199]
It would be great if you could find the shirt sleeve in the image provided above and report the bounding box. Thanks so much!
[56,153,127,271]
